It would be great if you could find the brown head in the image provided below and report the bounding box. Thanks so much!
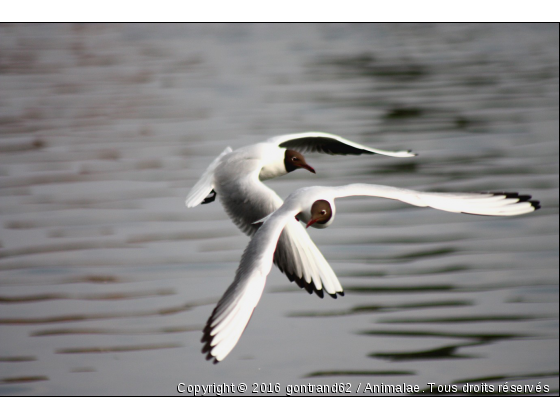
[306,200,332,228]
[284,149,315,174]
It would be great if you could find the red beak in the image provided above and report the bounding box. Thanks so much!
[302,164,316,174]
[305,219,317,229]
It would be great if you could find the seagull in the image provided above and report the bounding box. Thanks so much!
[186,132,415,297]
[202,184,540,363]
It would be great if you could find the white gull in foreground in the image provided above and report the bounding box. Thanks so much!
[202,184,540,363]
[186,132,415,297]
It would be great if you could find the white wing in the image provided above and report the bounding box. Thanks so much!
[331,184,540,216]
[268,132,416,158]
[202,204,299,363]
[276,220,343,297]
[185,146,232,208]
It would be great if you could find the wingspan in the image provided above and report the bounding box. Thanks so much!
[331,184,540,216]
[185,146,232,208]
[269,132,416,157]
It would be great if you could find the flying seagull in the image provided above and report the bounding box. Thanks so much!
[202,183,540,363]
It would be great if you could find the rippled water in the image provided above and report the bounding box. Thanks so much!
[0,23,558,396]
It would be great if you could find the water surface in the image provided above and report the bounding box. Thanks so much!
[0,23,558,396]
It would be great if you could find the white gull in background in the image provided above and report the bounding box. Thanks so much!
[202,184,540,362]
[186,132,415,297]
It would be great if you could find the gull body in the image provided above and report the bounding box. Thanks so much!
[186,132,415,297]
[202,184,540,363]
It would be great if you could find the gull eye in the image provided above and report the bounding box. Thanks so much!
[292,156,298,161]
[321,210,326,215]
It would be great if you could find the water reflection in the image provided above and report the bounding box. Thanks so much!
[31,325,200,337]
[289,299,472,317]
[55,342,182,354]
[0,300,208,324]
[371,342,479,361]
[306,369,415,378]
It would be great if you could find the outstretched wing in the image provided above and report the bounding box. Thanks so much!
[331,184,540,216]
[185,146,232,208]
[202,204,298,363]
[268,132,416,157]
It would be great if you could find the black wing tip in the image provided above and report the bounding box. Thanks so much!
[284,270,325,298]
[283,269,345,299]
[490,191,531,200]
[203,351,219,364]
[490,192,541,210]
[326,290,344,299]
[201,309,221,363]
[201,326,213,347]
[201,190,217,205]
[201,331,220,364]
[298,278,324,298]
[490,191,518,198]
